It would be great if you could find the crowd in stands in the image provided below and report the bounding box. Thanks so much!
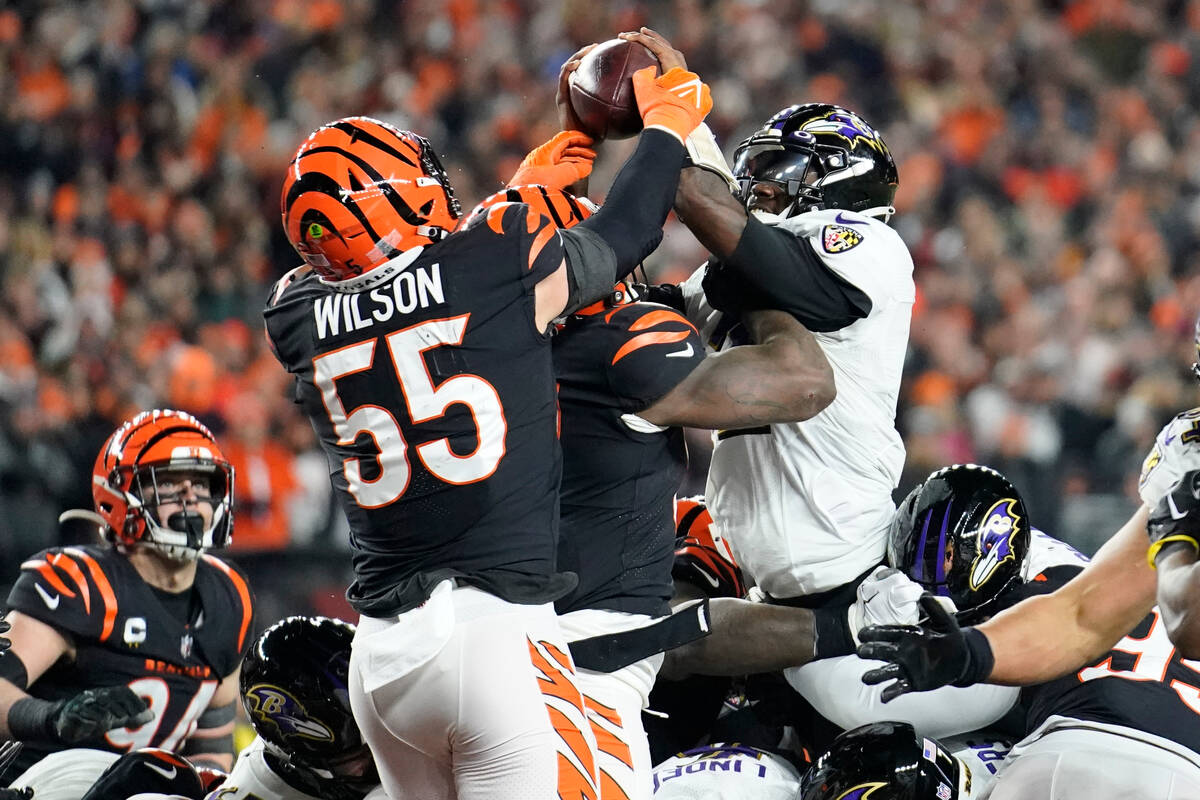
[3,0,1200,617]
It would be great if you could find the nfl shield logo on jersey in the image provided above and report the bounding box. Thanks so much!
[822,224,863,253]
[180,633,194,659]
[936,783,953,800]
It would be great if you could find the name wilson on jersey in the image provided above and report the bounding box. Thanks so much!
[314,263,446,339]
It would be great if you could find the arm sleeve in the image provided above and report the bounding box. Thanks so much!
[784,655,1020,739]
[577,128,686,278]
[723,215,871,332]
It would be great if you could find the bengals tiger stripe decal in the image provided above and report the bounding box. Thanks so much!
[527,637,599,800]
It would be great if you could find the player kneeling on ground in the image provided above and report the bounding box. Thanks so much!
[0,410,251,777]
[213,616,383,800]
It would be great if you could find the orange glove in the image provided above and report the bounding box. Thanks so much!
[509,130,597,189]
[632,66,713,145]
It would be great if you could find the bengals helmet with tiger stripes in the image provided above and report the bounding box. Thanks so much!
[281,116,463,286]
[468,184,598,230]
[673,496,746,598]
[84,409,234,562]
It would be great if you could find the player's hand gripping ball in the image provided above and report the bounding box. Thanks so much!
[567,38,660,141]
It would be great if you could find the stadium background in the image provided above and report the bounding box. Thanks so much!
[1,0,1198,639]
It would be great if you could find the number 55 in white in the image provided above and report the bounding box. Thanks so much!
[313,314,507,509]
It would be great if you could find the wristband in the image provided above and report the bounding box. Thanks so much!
[7,697,58,743]
[952,628,995,687]
[812,606,856,660]
[1147,534,1200,569]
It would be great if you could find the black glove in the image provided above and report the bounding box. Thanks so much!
[0,616,9,653]
[857,593,994,702]
[52,686,153,744]
[1147,469,1200,565]
[0,787,33,800]
[9,686,153,745]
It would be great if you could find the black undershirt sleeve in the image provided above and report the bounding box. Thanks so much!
[574,128,686,280]
[722,214,872,332]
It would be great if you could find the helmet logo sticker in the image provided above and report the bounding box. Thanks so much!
[245,684,335,742]
[835,784,887,799]
[969,498,1021,590]
[801,110,886,152]
[822,224,864,254]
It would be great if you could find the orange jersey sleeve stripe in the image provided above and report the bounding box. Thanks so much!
[48,552,91,614]
[611,330,692,365]
[527,223,558,271]
[64,548,117,642]
[20,560,76,598]
[202,555,253,651]
[628,308,697,333]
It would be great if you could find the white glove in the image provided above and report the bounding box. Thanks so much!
[685,123,738,194]
[846,566,957,646]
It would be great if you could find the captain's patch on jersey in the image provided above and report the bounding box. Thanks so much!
[822,224,864,253]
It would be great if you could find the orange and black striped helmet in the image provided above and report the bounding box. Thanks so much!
[673,496,746,598]
[281,117,462,284]
[467,184,597,230]
[90,409,234,561]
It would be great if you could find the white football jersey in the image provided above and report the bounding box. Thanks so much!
[786,530,1086,739]
[1138,407,1200,505]
[942,732,1014,799]
[681,208,915,596]
[651,745,800,799]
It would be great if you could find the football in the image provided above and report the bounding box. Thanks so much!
[567,39,661,141]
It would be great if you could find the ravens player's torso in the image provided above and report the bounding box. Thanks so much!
[264,203,571,618]
[7,546,251,771]
[552,298,704,617]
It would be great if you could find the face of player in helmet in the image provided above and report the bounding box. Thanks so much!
[141,468,217,543]
[745,180,793,217]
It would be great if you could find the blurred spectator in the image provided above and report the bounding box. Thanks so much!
[5,0,1200,630]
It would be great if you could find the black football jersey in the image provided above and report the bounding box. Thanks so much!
[1015,566,1200,755]
[264,203,574,617]
[3,545,252,771]
[553,300,705,616]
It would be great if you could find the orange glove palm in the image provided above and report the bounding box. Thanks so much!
[632,66,713,144]
[509,130,596,190]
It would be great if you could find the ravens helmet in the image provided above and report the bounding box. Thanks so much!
[798,722,971,799]
[888,464,1030,625]
[732,103,897,223]
[75,409,234,562]
[79,748,205,800]
[282,116,462,288]
[241,616,377,800]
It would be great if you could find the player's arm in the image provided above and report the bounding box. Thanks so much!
[181,667,239,771]
[1155,545,1200,658]
[980,504,1156,684]
[0,611,151,744]
[0,612,73,739]
[1145,469,1200,657]
[660,598,819,678]
[639,308,834,429]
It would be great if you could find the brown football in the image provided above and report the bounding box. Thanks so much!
[567,39,660,141]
